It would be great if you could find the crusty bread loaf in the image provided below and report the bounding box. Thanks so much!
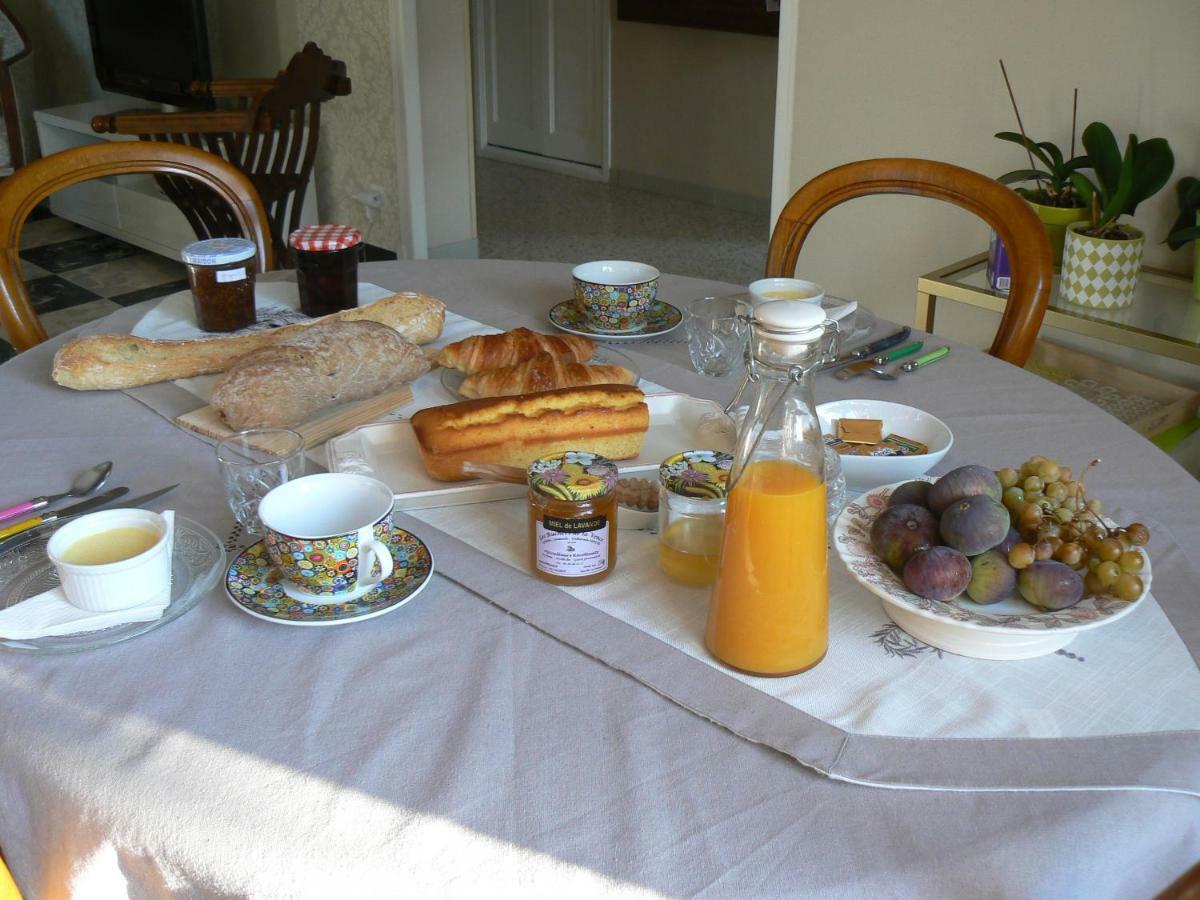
[458,352,636,399]
[52,292,446,390]
[435,327,594,374]
[410,384,649,481]
[210,320,431,429]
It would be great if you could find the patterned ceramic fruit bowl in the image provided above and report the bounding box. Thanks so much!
[832,477,1150,660]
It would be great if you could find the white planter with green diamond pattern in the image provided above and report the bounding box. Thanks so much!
[1060,222,1145,309]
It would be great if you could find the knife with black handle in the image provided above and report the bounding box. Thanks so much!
[818,326,912,373]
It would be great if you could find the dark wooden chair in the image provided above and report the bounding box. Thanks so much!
[0,0,32,175]
[766,158,1053,367]
[0,142,272,351]
[91,42,351,264]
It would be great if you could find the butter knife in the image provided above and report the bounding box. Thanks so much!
[834,340,924,380]
[0,485,178,555]
[818,326,911,373]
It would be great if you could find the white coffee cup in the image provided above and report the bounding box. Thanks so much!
[258,473,395,602]
[748,277,825,307]
[46,508,176,612]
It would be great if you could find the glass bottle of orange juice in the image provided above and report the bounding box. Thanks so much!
[706,299,837,676]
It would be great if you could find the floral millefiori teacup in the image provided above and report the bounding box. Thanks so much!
[572,260,660,333]
[258,473,395,602]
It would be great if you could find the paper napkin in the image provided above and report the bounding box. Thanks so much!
[0,587,169,641]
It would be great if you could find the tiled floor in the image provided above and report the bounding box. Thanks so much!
[475,156,771,285]
[9,207,189,345]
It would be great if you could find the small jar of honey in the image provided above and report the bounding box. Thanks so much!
[527,451,618,586]
[657,450,732,587]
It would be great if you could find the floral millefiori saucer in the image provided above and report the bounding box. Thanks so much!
[225,527,434,626]
[549,299,682,341]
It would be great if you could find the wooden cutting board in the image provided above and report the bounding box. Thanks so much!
[175,384,415,449]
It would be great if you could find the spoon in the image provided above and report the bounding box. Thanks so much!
[869,346,950,380]
[0,460,113,523]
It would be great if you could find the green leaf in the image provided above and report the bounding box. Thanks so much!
[1081,122,1122,194]
[1128,137,1174,213]
[1037,141,1064,171]
[1180,176,1200,212]
[1069,172,1096,211]
[997,169,1048,185]
[1062,156,1091,174]
[1098,137,1136,225]
[1166,223,1200,250]
[994,131,1053,169]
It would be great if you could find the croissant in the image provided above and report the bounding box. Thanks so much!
[436,327,595,374]
[458,352,637,399]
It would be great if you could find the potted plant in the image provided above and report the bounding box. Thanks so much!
[1059,122,1174,309]
[995,131,1090,267]
[1165,176,1200,300]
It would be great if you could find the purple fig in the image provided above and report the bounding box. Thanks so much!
[887,480,931,509]
[1018,561,1084,611]
[966,549,1017,604]
[928,465,1003,515]
[870,503,939,572]
[939,495,1010,556]
[903,545,972,602]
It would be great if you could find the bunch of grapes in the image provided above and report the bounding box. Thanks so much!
[996,456,1149,602]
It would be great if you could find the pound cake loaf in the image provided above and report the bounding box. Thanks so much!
[410,384,649,481]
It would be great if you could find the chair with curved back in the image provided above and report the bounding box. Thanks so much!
[766,158,1052,367]
[0,0,33,175]
[91,42,351,264]
[0,141,273,352]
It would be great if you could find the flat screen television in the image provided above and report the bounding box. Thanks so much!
[84,0,214,109]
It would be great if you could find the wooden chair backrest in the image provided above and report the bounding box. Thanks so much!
[0,0,31,171]
[766,158,1052,366]
[0,141,272,351]
[92,43,350,264]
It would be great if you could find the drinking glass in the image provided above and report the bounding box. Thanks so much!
[685,296,747,377]
[215,429,306,535]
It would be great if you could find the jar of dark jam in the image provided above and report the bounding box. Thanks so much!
[289,224,362,317]
[181,238,258,332]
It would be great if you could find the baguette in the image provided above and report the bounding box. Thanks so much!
[52,292,446,390]
[435,327,594,374]
[410,384,649,481]
[458,352,637,399]
[210,320,431,430]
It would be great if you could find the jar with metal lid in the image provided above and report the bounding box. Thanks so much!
[657,449,733,587]
[289,224,363,316]
[527,451,618,586]
[181,237,257,332]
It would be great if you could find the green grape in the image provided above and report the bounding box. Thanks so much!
[1023,476,1044,494]
[1002,486,1025,511]
[1097,538,1122,562]
[1036,459,1060,483]
[1119,551,1144,574]
[1127,523,1150,546]
[996,467,1019,489]
[1084,570,1105,596]
[1056,542,1085,567]
[1008,543,1035,569]
[1086,498,1104,515]
[1045,482,1068,501]
[1058,466,1073,483]
[1114,573,1143,601]
[1034,540,1055,561]
[1096,561,1120,587]
[1053,507,1074,523]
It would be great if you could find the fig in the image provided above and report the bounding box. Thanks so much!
[928,465,1003,515]
[903,546,972,602]
[1018,560,1084,611]
[870,503,939,572]
[997,527,1021,555]
[939,495,1010,556]
[887,480,931,509]
[966,549,1017,604]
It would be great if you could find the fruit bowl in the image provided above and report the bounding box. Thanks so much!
[832,478,1151,660]
[817,400,953,492]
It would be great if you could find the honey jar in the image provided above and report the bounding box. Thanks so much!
[657,450,732,587]
[527,451,618,586]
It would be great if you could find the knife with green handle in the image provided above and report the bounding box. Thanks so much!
[898,346,950,372]
[835,340,924,380]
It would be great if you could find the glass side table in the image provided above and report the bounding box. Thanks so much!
[916,253,1200,366]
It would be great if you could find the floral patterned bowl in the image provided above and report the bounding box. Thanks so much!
[572,260,659,333]
[833,477,1151,660]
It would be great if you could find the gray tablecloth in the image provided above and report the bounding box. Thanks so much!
[2,261,1198,898]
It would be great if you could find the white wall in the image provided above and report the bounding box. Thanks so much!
[772,0,1200,349]
[611,20,777,211]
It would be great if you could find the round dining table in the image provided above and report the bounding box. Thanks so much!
[1,260,1198,898]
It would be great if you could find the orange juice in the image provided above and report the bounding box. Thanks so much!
[705,459,827,675]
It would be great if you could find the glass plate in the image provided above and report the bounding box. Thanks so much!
[0,516,225,653]
[439,345,642,400]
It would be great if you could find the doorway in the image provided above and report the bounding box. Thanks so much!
[471,0,609,180]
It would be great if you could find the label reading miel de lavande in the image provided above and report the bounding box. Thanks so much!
[535,514,609,577]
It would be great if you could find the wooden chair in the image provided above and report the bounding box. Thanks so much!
[91,42,351,264]
[766,158,1052,367]
[0,141,272,351]
[0,0,32,174]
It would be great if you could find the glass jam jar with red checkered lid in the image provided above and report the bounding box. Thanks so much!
[289,224,363,316]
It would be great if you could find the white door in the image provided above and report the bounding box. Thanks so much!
[474,0,608,171]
